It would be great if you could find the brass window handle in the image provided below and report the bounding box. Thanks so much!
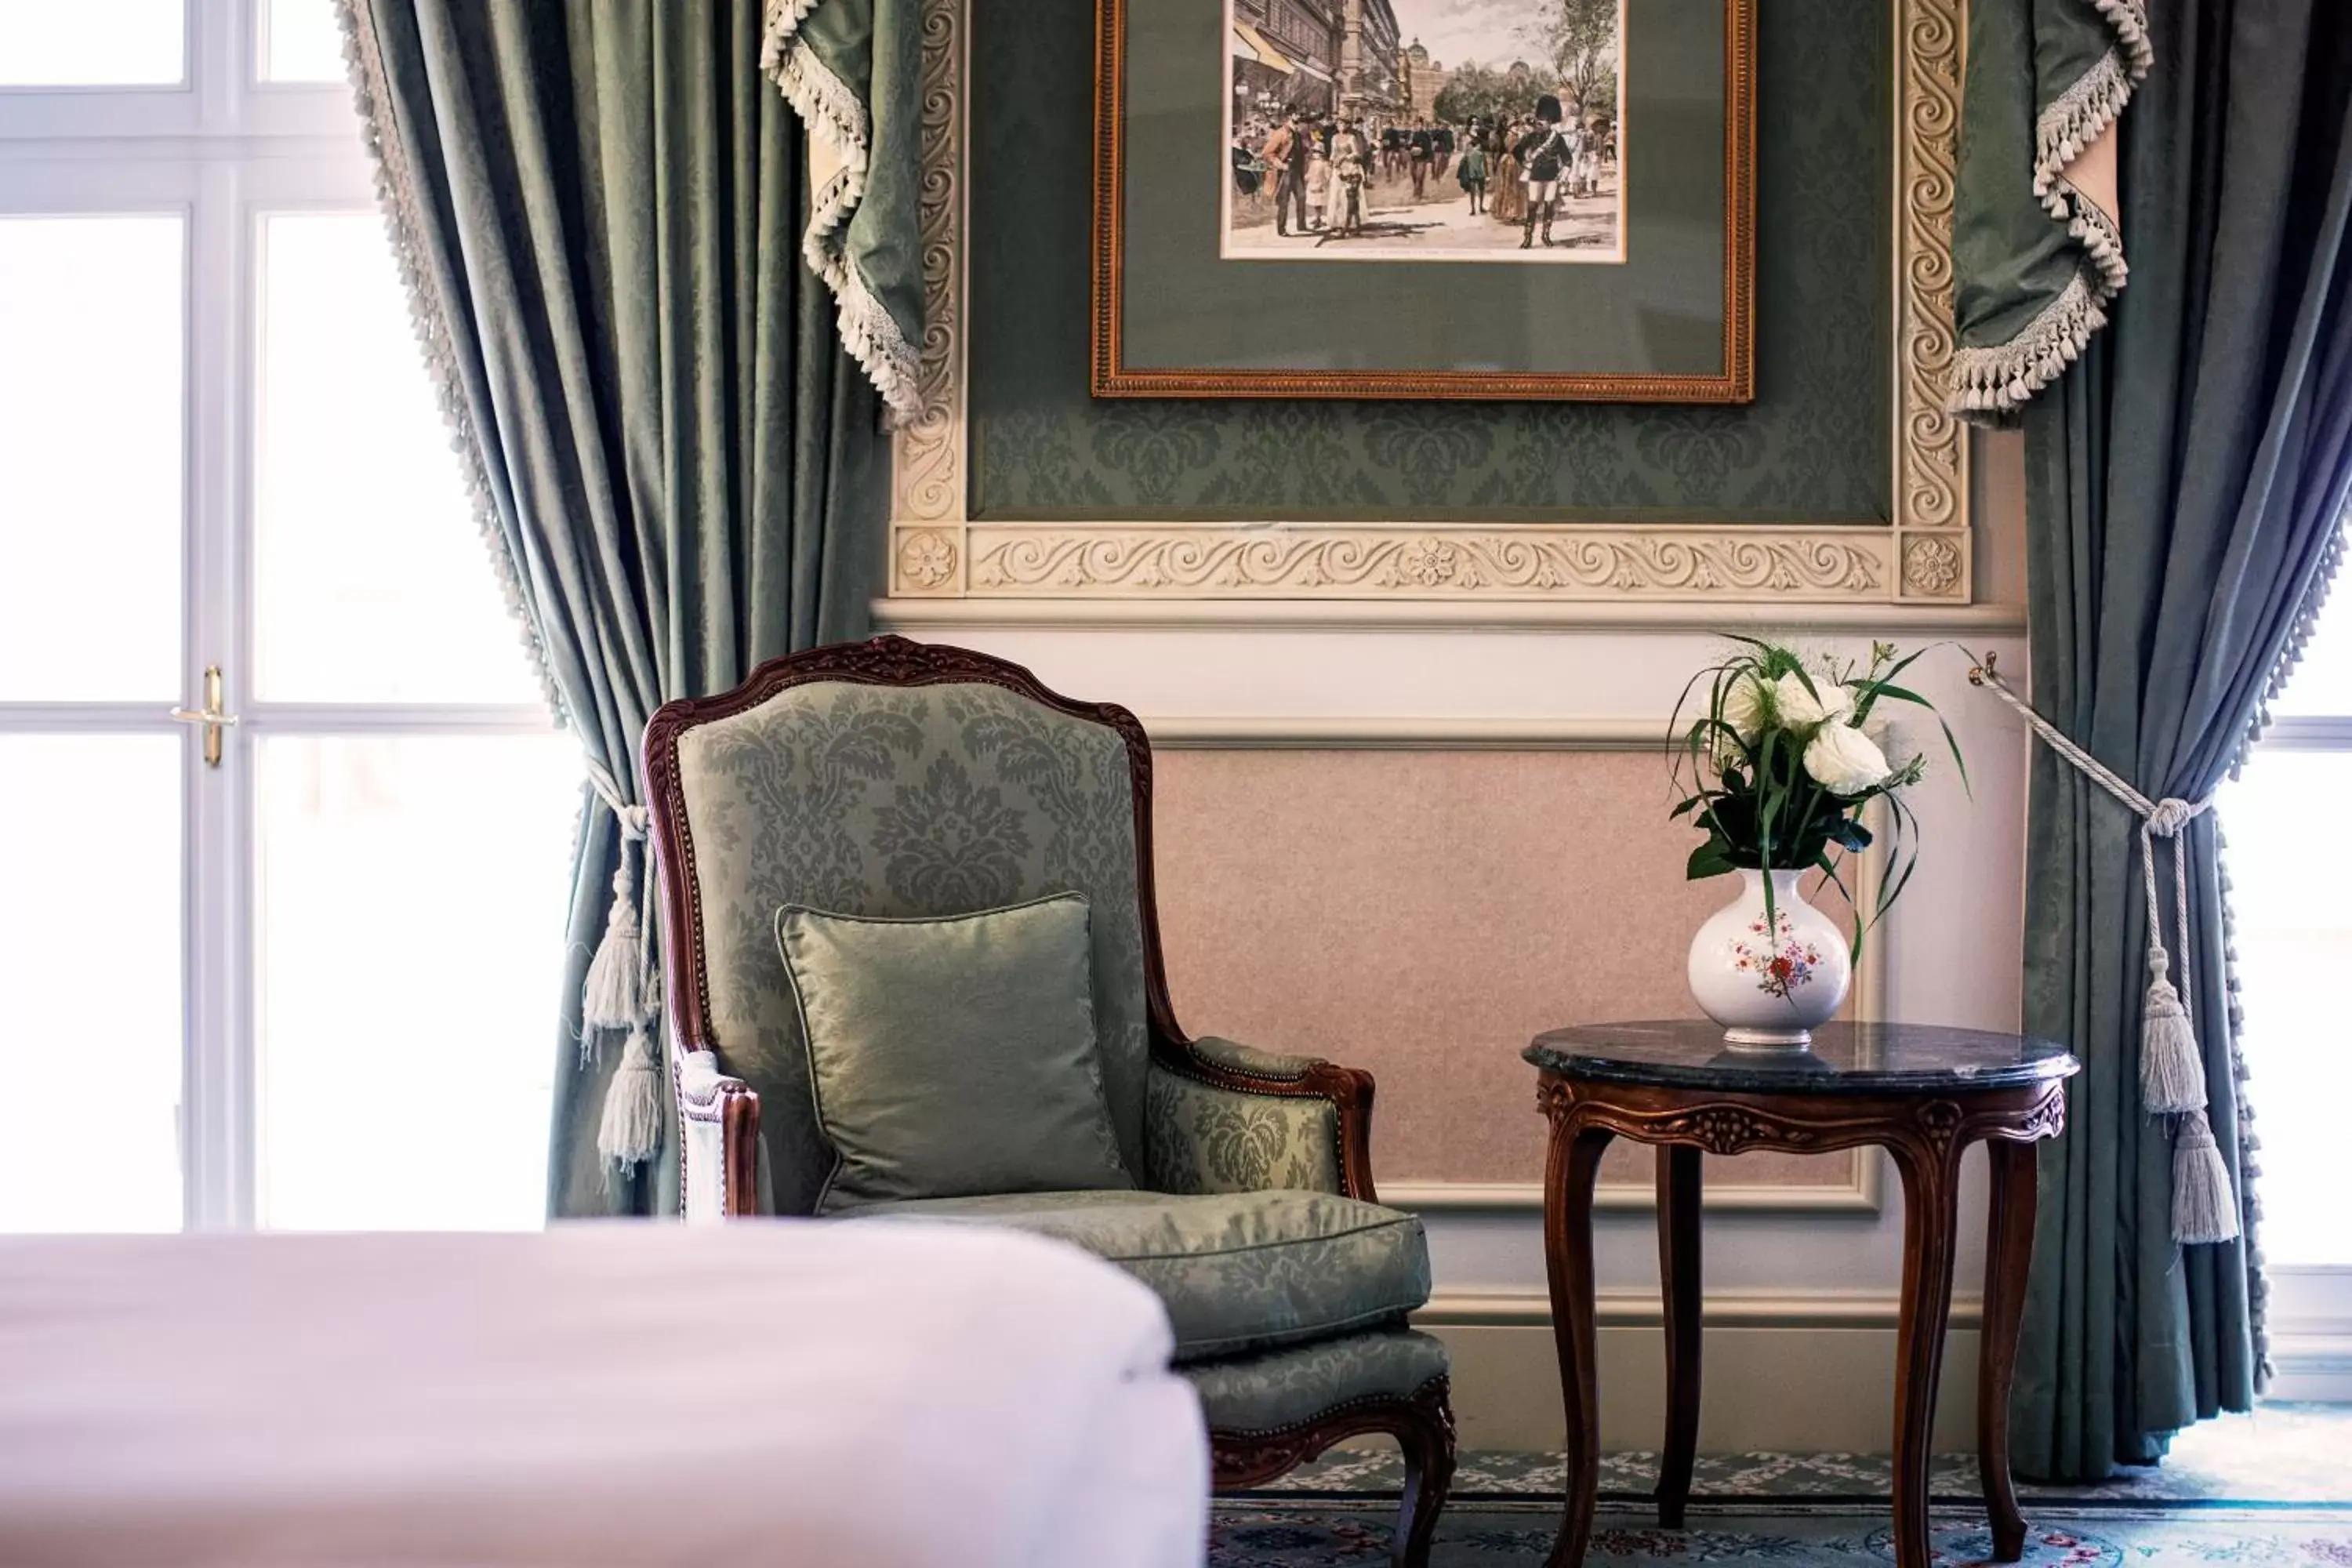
[169,665,240,768]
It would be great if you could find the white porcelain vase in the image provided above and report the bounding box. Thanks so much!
[1686,868,1851,1050]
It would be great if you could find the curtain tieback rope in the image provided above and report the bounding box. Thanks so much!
[1969,655,2239,1245]
[582,762,665,1174]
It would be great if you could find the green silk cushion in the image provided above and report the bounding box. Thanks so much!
[778,894,1134,1214]
[838,1188,1431,1362]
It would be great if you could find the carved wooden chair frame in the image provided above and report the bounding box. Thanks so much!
[639,634,1455,1561]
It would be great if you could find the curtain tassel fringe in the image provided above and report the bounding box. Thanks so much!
[586,799,665,1174]
[596,1024,666,1173]
[582,841,645,1033]
[2140,947,2207,1115]
[2172,1108,2241,1244]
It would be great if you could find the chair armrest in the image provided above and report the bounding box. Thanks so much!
[1145,1036,1377,1202]
[677,1050,761,1221]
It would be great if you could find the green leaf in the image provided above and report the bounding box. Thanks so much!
[1936,713,1972,796]
[1755,728,1784,855]
[1686,840,1738,881]
[1784,661,1823,708]
[1875,848,1922,927]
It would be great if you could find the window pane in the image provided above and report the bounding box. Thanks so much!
[0,216,183,700]
[2220,751,2352,1265]
[255,213,543,705]
[0,735,183,1232]
[0,0,183,85]
[260,0,343,83]
[255,734,579,1230]
[2268,536,2352,717]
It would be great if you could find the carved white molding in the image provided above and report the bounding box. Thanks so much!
[887,0,1969,613]
[966,527,1892,598]
[890,0,966,534]
[1419,1283,1982,1330]
[877,597,2026,630]
[1142,716,1701,752]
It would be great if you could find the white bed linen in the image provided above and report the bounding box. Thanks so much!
[0,1222,1207,1568]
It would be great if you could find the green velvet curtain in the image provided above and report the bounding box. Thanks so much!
[337,0,884,1216]
[760,0,925,419]
[1948,1,2147,419]
[2011,3,2352,1478]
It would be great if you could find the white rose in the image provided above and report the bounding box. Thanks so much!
[1719,673,1770,742]
[1803,720,1893,795]
[1773,670,1854,728]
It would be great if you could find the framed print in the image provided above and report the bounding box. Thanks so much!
[1092,0,1756,401]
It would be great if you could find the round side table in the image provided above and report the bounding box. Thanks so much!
[1523,1021,2078,1568]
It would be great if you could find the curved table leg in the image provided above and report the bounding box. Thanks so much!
[1655,1144,1703,1529]
[1889,1138,1962,1568]
[1543,1119,1615,1568]
[1978,1138,2038,1561]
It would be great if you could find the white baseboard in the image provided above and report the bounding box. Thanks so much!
[2267,1266,2352,1403]
[2268,1336,2352,1403]
[1414,1290,1985,1454]
[1423,1288,1984,1331]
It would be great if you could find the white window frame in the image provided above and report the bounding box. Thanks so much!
[0,0,558,1232]
[2237,716,2352,1399]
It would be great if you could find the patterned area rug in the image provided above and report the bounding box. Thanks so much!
[1259,1406,2352,1505]
[1210,1500,2352,1566]
[1218,1407,2352,1564]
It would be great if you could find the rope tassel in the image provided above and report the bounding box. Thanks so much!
[1969,656,2238,1245]
[583,786,667,1175]
[597,1024,666,1173]
[2140,948,2207,1115]
[581,840,645,1034]
[2172,1108,2241,1244]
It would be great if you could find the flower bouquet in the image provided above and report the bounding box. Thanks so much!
[1669,638,1963,1046]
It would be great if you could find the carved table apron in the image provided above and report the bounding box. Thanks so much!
[1524,1022,2078,1568]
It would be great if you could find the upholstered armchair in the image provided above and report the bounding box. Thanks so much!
[641,636,1454,1566]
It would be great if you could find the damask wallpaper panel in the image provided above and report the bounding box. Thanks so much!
[1150,748,1857,1189]
[968,0,1888,524]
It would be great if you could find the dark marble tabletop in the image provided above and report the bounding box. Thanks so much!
[1524,1020,2078,1095]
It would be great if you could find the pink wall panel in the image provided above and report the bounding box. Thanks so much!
[1151,749,1850,1189]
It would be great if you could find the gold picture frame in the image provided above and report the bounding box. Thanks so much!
[1090,0,1757,401]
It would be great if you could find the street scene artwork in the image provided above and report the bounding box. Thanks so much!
[1224,0,1624,263]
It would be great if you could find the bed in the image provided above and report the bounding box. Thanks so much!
[0,1221,1207,1567]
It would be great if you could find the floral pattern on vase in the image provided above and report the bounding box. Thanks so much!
[1687,868,1851,1048]
[1731,907,1828,1000]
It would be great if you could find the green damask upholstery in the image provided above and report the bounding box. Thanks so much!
[841,1189,1431,1363]
[1185,1328,1452,1435]
[1145,1062,1343,1194]
[672,681,1151,1215]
